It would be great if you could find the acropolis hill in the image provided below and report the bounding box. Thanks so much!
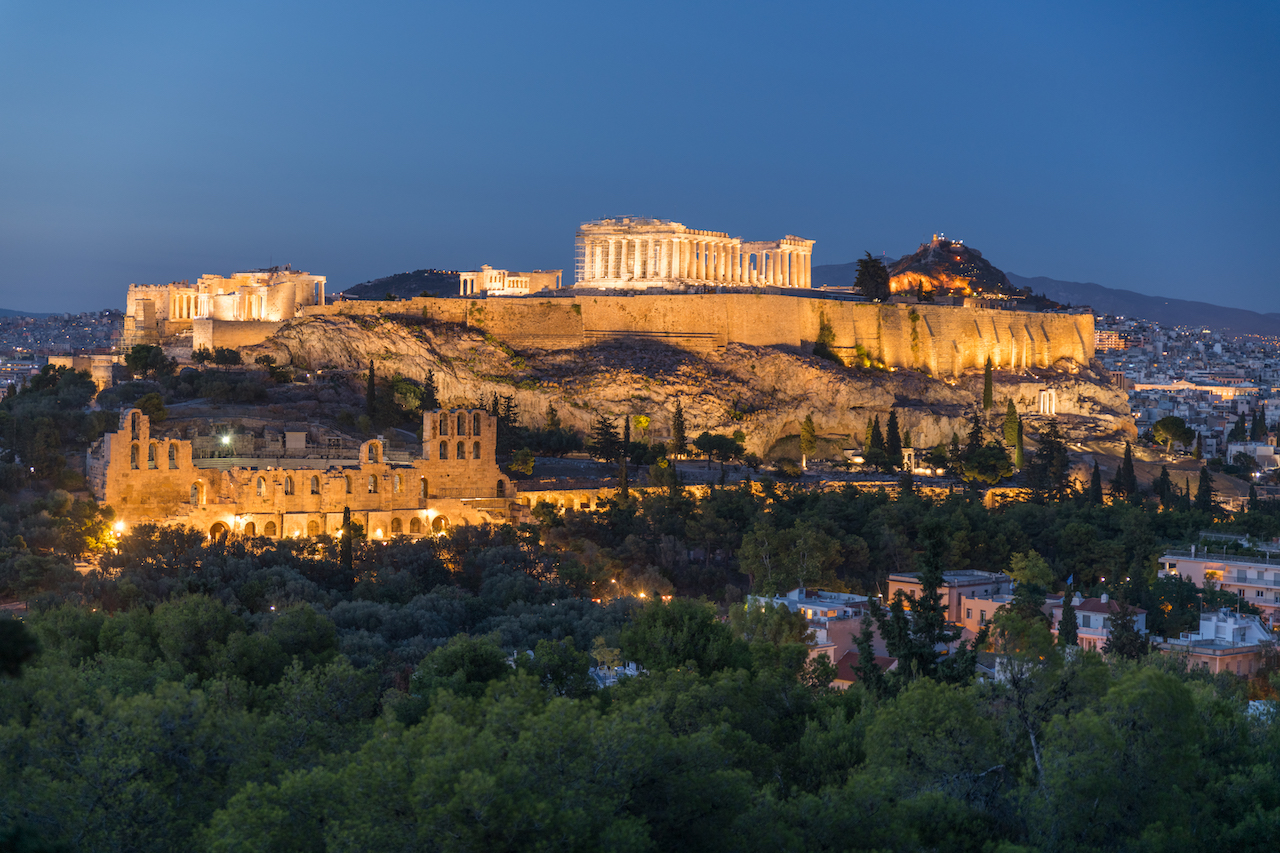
[117,220,1129,462]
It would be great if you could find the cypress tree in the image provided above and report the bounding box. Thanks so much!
[1249,482,1260,511]
[1015,418,1025,469]
[671,399,687,457]
[800,413,817,470]
[965,409,983,456]
[620,415,630,499]
[886,410,903,469]
[949,432,963,472]
[1155,465,1174,508]
[866,417,874,447]
[1112,442,1138,500]
[340,506,353,574]
[902,427,912,448]
[869,416,886,452]
[1003,399,1018,446]
[366,360,376,418]
[1195,466,1215,513]
[982,357,994,410]
[1089,461,1103,504]
[423,369,439,411]
[1180,477,1193,512]
[1058,599,1079,647]
[1193,433,1202,460]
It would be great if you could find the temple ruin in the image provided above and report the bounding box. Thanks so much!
[574,218,814,290]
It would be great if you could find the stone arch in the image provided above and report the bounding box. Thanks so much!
[472,441,481,459]
[168,444,177,469]
[368,442,381,463]
[130,443,139,470]
[256,476,267,497]
[306,519,320,537]
[368,475,378,494]
[457,413,467,435]
[431,515,449,533]
[473,412,482,435]
[390,517,403,534]
[244,521,256,536]
[310,475,320,495]
[264,521,277,537]
[439,413,449,436]
[284,476,294,495]
[147,443,157,469]
[456,441,464,460]
[496,480,506,497]
[345,475,353,494]
[131,411,140,440]
[409,517,422,534]
[439,441,448,460]
[210,521,229,539]
[393,473,401,493]
[420,477,427,498]
[190,481,203,505]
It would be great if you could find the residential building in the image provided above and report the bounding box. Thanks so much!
[1160,550,1280,626]
[1156,609,1275,676]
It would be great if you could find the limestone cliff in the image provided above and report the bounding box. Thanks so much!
[245,314,1132,458]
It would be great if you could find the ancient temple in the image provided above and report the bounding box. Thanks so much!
[574,218,814,290]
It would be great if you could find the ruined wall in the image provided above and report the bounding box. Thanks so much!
[89,409,524,536]
[193,319,285,352]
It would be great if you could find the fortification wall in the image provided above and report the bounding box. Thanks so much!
[194,319,285,352]
[281,294,1093,370]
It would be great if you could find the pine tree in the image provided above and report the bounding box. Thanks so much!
[854,252,891,302]
[588,413,621,462]
[1057,599,1079,647]
[982,357,993,410]
[366,360,376,418]
[545,402,562,430]
[898,467,915,499]
[1195,466,1216,513]
[423,370,439,411]
[1003,399,1018,446]
[885,410,903,469]
[1089,461,1103,504]
[671,399,687,457]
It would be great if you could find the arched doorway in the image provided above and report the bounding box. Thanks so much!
[390,517,402,534]
[264,521,277,537]
[306,519,320,537]
[210,522,229,540]
[243,521,256,537]
[431,515,449,533]
[409,517,422,534]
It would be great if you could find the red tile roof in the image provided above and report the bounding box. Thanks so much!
[1073,598,1146,615]
[833,650,898,683]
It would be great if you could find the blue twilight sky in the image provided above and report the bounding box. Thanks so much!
[1,0,1277,314]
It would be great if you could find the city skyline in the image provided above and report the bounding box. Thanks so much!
[2,1,1277,314]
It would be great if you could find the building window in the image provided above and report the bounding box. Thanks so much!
[345,475,353,494]
[264,521,277,537]
[439,413,448,436]
[473,412,481,435]
[966,608,972,619]
[244,521,256,536]
[390,517,402,534]
[393,474,401,493]
[420,477,427,498]
[979,610,986,625]
[439,441,448,460]
[457,413,466,435]
[473,441,481,459]
[307,519,320,537]
[497,480,505,497]
[1081,615,1092,628]
[168,444,177,469]
[131,412,140,440]
[368,475,378,494]
[1257,590,1264,597]
[456,441,464,460]
[369,443,380,463]
[310,476,320,495]
[131,444,139,470]
[284,476,294,495]
[190,482,202,505]
[148,444,157,469]
[410,517,422,534]
[257,477,266,497]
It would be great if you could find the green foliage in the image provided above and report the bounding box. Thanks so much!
[854,252,890,301]
[1153,415,1196,452]
[510,446,535,475]
[1003,398,1019,446]
[125,344,176,378]
[671,398,687,457]
[812,311,842,364]
[587,412,622,462]
[982,357,993,410]
[135,391,167,423]
[619,598,749,674]
[212,347,242,367]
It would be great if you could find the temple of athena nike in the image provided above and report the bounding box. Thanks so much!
[574,218,814,290]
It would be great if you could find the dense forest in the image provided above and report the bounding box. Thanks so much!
[2,365,1279,851]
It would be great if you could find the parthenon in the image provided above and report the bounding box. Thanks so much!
[574,218,814,290]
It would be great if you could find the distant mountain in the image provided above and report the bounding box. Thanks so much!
[0,308,55,318]
[340,269,460,300]
[1006,273,1280,337]
[812,259,1280,337]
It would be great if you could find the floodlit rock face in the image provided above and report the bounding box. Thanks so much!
[888,235,1016,296]
[246,314,1133,459]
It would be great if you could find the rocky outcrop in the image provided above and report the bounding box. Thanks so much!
[245,313,1133,458]
[888,236,1017,297]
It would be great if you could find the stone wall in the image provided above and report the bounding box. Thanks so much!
[251,293,1095,371]
[193,319,285,352]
